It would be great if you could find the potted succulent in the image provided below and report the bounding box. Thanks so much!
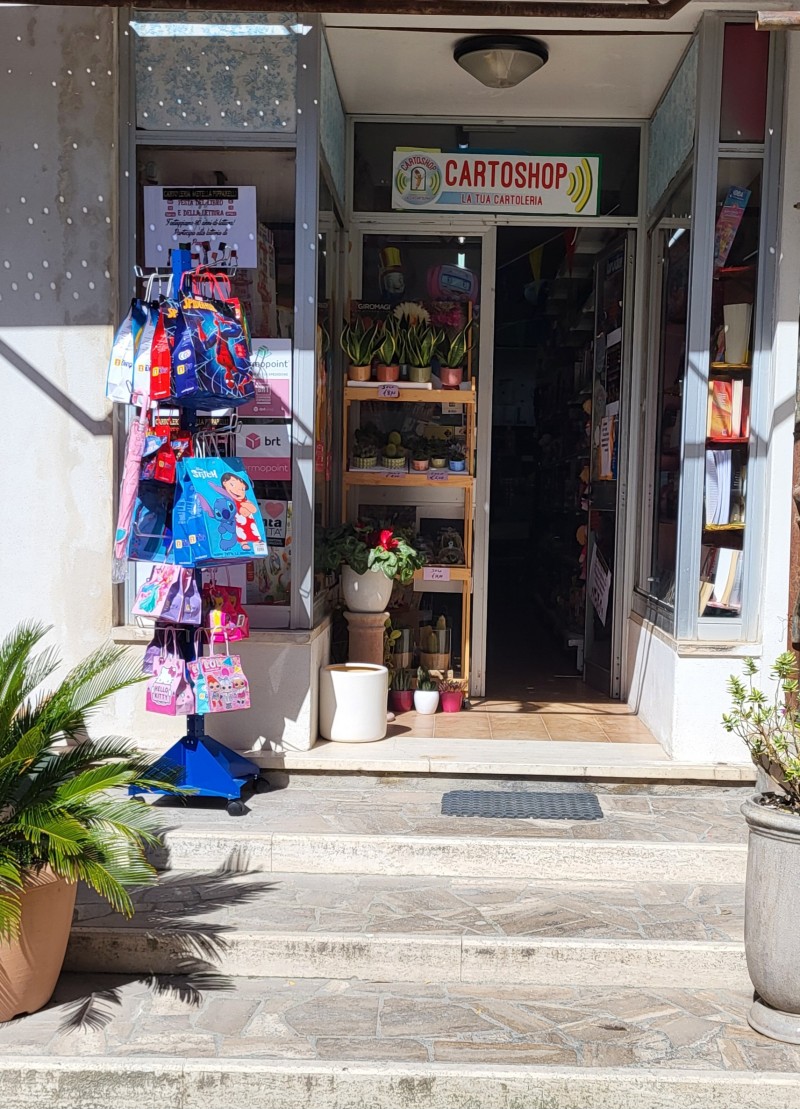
[389,667,414,714]
[438,677,465,713]
[430,445,448,469]
[420,617,451,671]
[381,431,407,470]
[406,324,443,385]
[352,441,379,470]
[413,666,439,715]
[317,522,424,613]
[448,444,467,472]
[391,626,414,669]
[0,623,173,1022]
[723,652,800,1043]
[411,442,430,472]
[375,324,400,383]
[437,321,474,389]
[340,319,380,382]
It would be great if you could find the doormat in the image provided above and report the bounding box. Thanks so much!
[441,790,603,821]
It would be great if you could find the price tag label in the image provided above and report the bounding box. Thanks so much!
[423,566,451,582]
[427,470,449,482]
[385,469,406,478]
[441,401,461,415]
[378,383,400,399]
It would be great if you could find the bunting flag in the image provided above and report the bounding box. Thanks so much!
[563,230,577,278]
[528,245,543,281]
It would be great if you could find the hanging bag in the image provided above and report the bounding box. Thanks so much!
[131,302,158,405]
[149,305,173,401]
[133,565,201,625]
[145,630,196,716]
[188,633,250,715]
[202,574,250,642]
[175,269,255,409]
[106,299,148,404]
[128,481,174,563]
[172,456,267,567]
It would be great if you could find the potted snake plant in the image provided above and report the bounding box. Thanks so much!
[723,652,800,1043]
[375,322,400,383]
[406,324,443,385]
[340,319,381,382]
[0,623,173,1022]
[438,320,474,389]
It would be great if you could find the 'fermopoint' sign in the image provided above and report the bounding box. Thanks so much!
[392,151,601,216]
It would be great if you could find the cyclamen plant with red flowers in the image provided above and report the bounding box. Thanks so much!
[317,522,424,583]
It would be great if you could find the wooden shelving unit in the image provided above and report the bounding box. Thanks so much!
[341,378,477,686]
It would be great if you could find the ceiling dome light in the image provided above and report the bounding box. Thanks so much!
[454,35,549,90]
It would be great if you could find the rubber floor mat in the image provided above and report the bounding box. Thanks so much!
[441,790,603,820]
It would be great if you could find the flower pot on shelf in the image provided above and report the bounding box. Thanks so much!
[440,690,464,713]
[419,625,451,672]
[0,867,78,1022]
[413,689,439,715]
[348,364,372,382]
[341,565,394,613]
[376,363,400,383]
[741,797,800,1043]
[381,453,407,470]
[319,663,388,742]
[449,459,466,472]
[439,366,464,389]
[409,365,432,384]
[411,458,429,472]
[430,456,447,470]
[389,689,414,714]
[351,454,378,470]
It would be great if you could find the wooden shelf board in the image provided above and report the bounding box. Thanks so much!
[413,566,471,582]
[344,470,474,488]
[704,523,745,532]
[706,437,750,446]
[345,384,476,405]
[710,362,751,371]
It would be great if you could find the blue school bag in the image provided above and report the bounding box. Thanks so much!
[172,457,267,567]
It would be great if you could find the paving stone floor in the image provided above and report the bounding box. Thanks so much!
[2,975,798,1073]
[73,873,745,943]
[146,785,750,843]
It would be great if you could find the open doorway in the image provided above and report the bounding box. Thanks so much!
[486,225,629,703]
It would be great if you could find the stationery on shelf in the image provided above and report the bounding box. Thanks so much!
[713,187,751,271]
[704,449,746,528]
[707,379,750,440]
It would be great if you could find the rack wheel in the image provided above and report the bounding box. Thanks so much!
[226,799,246,817]
[254,777,271,795]
[130,795,146,803]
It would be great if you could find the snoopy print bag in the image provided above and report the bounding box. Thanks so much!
[172,457,267,568]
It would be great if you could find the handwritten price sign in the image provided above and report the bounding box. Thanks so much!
[377,384,400,399]
[427,470,449,482]
[423,566,451,582]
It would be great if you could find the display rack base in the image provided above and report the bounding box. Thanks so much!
[129,720,262,817]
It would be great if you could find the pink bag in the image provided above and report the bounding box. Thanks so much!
[202,577,250,643]
[188,636,250,715]
[145,631,195,716]
[133,565,202,625]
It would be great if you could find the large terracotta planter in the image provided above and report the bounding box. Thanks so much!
[742,796,800,1043]
[0,867,78,1022]
[341,565,393,613]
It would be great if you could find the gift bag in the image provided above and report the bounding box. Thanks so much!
[128,481,174,563]
[131,303,158,405]
[202,578,250,642]
[163,297,199,402]
[172,457,267,567]
[175,272,255,409]
[106,299,147,404]
[145,633,195,716]
[149,307,173,401]
[133,565,201,624]
[188,640,250,714]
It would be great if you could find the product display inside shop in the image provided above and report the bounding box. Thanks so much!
[108,252,276,813]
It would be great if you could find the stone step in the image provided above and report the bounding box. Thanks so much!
[65,872,748,990]
[2,974,799,1109]
[144,784,749,882]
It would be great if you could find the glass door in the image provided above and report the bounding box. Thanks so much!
[584,233,634,695]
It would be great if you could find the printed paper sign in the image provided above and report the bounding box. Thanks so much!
[588,546,612,626]
[392,152,601,216]
[143,185,257,268]
[239,339,292,418]
[236,422,291,482]
[258,499,288,547]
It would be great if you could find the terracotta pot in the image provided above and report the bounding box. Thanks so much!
[0,867,78,1022]
[375,363,400,383]
[389,690,414,714]
[440,690,464,713]
[742,797,800,1042]
[409,365,432,384]
[348,364,372,382]
[411,458,429,471]
[439,366,464,389]
[341,565,394,613]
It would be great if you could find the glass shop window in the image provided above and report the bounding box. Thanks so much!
[719,23,770,145]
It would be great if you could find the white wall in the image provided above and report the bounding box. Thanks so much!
[626,33,800,765]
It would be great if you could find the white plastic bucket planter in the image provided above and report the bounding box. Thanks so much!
[341,566,394,613]
[319,663,388,743]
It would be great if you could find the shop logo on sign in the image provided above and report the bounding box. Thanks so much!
[566,158,596,215]
[394,153,443,207]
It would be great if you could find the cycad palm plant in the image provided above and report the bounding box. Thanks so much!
[0,622,169,942]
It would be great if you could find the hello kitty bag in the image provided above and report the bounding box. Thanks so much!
[145,631,195,716]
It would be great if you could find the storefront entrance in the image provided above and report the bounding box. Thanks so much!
[486,226,633,701]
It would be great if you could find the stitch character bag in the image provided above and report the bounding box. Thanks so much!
[172,457,267,567]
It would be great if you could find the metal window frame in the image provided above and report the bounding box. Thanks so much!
[675,10,784,642]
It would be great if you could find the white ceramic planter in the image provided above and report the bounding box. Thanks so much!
[413,689,440,715]
[319,663,388,743]
[341,565,393,612]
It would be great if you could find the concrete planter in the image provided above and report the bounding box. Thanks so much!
[0,867,78,1022]
[742,795,800,1042]
[319,663,388,742]
[341,565,393,613]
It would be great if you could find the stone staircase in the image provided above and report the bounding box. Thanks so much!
[2,776,798,1109]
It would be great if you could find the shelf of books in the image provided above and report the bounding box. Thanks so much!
[700,175,758,618]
